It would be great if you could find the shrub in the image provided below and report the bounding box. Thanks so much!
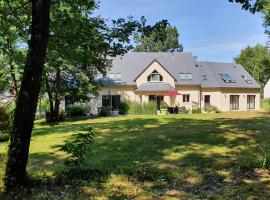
[262,98,270,110]
[0,106,9,132]
[0,104,14,132]
[127,101,156,115]
[98,106,110,117]
[160,101,168,109]
[205,106,222,113]
[118,102,129,115]
[66,104,87,117]
[59,127,95,167]
[182,109,190,114]
[0,133,10,142]
[192,108,202,114]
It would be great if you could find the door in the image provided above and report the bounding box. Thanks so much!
[204,95,210,109]
[247,95,255,109]
[149,95,164,110]
[230,95,239,110]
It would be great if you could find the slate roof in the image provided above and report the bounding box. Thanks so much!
[136,83,175,92]
[106,52,260,89]
[198,61,261,88]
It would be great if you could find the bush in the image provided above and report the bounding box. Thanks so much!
[59,127,95,167]
[182,109,190,114]
[192,108,202,114]
[0,132,10,142]
[160,101,168,109]
[66,104,87,117]
[0,104,14,132]
[262,98,270,110]
[0,106,9,131]
[127,101,156,115]
[205,106,222,113]
[98,106,110,117]
[118,102,129,115]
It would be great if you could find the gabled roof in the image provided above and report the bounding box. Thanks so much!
[106,52,260,89]
[109,52,200,85]
[198,61,260,88]
[133,59,177,82]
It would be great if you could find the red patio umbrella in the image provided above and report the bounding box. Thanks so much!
[165,90,182,96]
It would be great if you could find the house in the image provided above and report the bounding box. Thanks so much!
[264,79,270,99]
[0,91,14,106]
[90,52,261,113]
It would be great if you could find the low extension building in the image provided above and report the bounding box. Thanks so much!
[91,52,261,113]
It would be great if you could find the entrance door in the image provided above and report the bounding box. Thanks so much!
[204,95,210,109]
[149,95,164,110]
[230,95,239,110]
[247,95,255,109]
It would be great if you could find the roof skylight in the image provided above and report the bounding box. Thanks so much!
[219,74,236,83]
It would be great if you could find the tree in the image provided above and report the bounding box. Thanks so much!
[44,2,139,122]
[134,18,183,52]
[3,0,51,190]
[0,0,29,99]
[234,44,270,87]
[228,0,265,13]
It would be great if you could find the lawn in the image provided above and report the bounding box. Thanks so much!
[1,111,270,199]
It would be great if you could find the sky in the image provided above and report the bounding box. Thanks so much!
[94,0,269,63]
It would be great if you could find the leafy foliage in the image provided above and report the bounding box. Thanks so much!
[59,127,95,167]
[134,18,183,52]
[66,104,88,117]
[127,101,157,115]
[98,107,110,117]
[234,44,270,87]
[228,0,266,13]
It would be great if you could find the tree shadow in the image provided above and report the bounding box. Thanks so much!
[1,112,270,199]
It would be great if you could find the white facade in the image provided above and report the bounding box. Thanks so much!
[264,79,270,99]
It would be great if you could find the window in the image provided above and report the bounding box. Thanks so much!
[230,95,239,110]
[219,74,236,83]
[183,94,190,103]
[186,73,193,80]
[241,75,253,84]
[147,70,163,82]
[108,73,122,81]
[179,73,186,80]
[202,75,208,80]
[102,95,121,109]
[179,73,193,80]
[247,95,255,109]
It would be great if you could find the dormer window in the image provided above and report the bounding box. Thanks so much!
[180,73,193,80]
[147,70,163,82]
[108,73,122,81]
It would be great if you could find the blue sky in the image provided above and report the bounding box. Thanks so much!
[94,0,268,63]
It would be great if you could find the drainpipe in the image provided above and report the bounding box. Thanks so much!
[199,86,202,109]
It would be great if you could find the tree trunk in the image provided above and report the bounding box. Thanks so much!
[4,0,51,191]
[45,76,54,120]
[53,68,61,121]
[7,38,18,98]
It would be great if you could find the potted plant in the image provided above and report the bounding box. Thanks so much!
[160,101,168,115]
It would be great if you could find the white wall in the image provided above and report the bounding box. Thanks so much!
[264,79,270,99]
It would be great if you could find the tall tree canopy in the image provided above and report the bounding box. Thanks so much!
[0,0,140,189]
[133,18,183,52]
[229,0,266,13]
[234,44,270,87]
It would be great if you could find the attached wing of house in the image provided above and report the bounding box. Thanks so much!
[91,52,261,113]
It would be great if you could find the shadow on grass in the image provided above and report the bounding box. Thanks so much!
[1,111,270,199]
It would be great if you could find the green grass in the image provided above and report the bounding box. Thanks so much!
[1,111,270,199]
